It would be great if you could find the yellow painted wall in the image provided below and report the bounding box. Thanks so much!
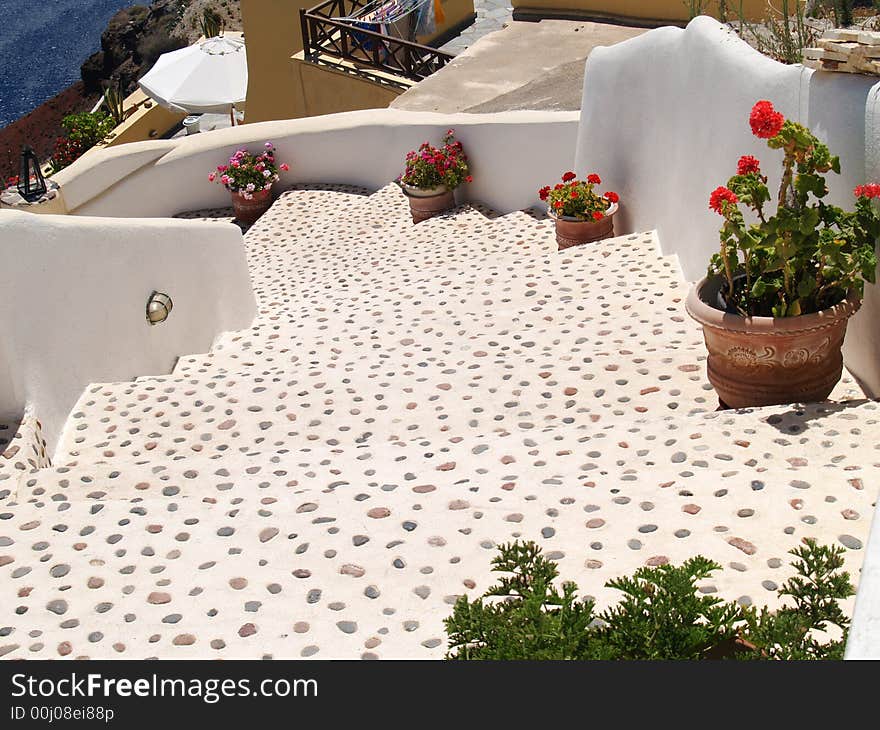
[241,0,315,122]
[511,0,769,25]
[243,0,475,122]
[98,90,185,148]
[291,53,405,117]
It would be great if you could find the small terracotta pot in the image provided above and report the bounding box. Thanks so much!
[686,275,861,408]
[550,202,618,250]
[231,187,273,225]
[402,184,455,224]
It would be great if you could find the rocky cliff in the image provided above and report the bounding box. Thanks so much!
[80,0,243,96]
[80,2,187,95]
[1,1,241,180]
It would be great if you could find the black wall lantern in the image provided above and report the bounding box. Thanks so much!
[17,145,47,201]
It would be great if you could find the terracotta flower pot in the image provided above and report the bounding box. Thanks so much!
[550,202,618,250]
[402,184,455,224]
[231,187,273,225]
[685,275,861,409]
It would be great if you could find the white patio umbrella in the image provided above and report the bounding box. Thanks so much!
[138,36,248,124]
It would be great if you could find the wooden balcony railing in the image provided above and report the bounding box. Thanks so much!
[300,0,454,85]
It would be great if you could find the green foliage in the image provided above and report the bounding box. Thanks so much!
[102,82,126,127]
[709,106,880,317]
[742,540,855,659]
[61,111,115,148]
[445,542,595,659]
[445,539,855,660]
[734,0,820,65]
[50,111,116,173]
[399,130,471,192]
[683,0,707,20]
[539,172,617,222]
[200,6,225,38]
[832,0,855,25]
[592,557,742,659]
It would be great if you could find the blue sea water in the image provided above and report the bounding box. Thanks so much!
[0,0,135,128]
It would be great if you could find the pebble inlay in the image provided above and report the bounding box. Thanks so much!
[0,184,876,658]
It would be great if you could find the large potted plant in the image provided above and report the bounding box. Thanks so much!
[539,172,619,250]
[686,100,880,408]
[209,142,289,224]
[398,129,472,223]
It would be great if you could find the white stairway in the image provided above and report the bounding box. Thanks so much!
[0,184,875,659]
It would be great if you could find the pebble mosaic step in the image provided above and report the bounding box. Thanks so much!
[0,415,50,495]
[56,349,717,468]
[15,392,880,503]
[0,456,873,659]
[13,384,871,506]
[177,243,692,378]
[0,184,877,659]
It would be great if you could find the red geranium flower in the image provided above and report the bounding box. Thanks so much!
[709,186,739,215]
[855,183,880,199]
[538,186,551,201]
[587,173,601,185]
[562,171,576,182]
[570,191,579,199]
[749,100,784,139]
[554,200,564,210]
[592,211,604,221]
[603,191,619,204]
[737,155,761,175]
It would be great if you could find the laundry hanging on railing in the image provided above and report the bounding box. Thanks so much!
[335,0,435,42]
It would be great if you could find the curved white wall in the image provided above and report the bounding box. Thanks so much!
[0,210,255,455]
[56,109,579,218]
[575,16,880,397]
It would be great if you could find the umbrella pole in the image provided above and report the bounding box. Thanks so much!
[230,106,235,127]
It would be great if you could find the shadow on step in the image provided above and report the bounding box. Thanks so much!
[724,398,876,434]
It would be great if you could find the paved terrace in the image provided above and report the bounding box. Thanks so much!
[400,20,646,112]
[0,185,878,658]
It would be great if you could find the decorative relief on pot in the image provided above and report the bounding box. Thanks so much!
[724,345,774,369]
[686,277,861,408]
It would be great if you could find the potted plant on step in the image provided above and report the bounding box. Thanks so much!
[209,142,289,225]
[398,129,472,223]
[539,172,619,250]
[686,100,880,409]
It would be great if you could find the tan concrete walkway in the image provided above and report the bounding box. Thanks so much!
[394,20,645,112]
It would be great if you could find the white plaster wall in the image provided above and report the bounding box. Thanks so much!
[0,210,255,455]
[847,523,880,659]
[575,16,880,397]
[59,109,579,218]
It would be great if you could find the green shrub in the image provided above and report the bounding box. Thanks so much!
[61,111,115,148]
[444,542,596,660]
[102,83,126,126]
[50,111,116,173]
[734,0,820,65]
[200,6,225,38]
[445,538,854,660]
